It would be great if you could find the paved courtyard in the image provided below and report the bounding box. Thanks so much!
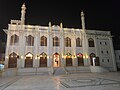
[0,72,120,90]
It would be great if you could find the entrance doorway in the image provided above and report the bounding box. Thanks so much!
[25,52,33,67]
[77,53,84,66]
[66,53,72,66]
[53,53,60,67]
[8,52,18,68]
[39,52,47,67]
[90,53,100,66]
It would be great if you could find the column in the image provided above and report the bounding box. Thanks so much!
[19,30,25,68]
[60,24,65,67]
[48,23,53,67]
[82,31,87,66]
[33,30,39,68]
[5,30,10,68]
[60,33,65,67]
[72,30,77,66]
[94,36,100,57]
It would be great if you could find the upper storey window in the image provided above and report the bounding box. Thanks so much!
[88,38,94,47]
[10,34,19,45]
[76,37,82,47]
[65,37,71,47]
[26,35,34,46]
[40,36,47,46]
[53,36,60,46]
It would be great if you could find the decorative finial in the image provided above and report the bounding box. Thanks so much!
[81,10,84,17]
[60,22,63,28]
[21,3,26,10]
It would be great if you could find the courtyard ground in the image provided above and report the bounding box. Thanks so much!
[0,72,120,90]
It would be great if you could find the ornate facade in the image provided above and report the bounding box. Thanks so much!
[3,4,117,72]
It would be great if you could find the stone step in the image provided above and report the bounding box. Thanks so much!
[90,66,109,72]
[66,66,91,73]
[17,68,50,76]
[53,67,67,75]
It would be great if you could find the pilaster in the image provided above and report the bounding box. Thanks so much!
[48,23,52,67]
[5,30,10,68]
[109,37,117,71]
[19,30,25,68]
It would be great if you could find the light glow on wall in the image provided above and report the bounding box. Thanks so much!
[35,56,37,59]
[21,56,24,59]
[6,56,8,59]
[26,53,32,57]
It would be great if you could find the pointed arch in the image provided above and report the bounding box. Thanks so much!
[90,53,96,66]
[66,52,72,66]
[88,38,94,47]
[10,34,19,45]
[8,52,18,68]
[40,36,47,46]
[39,52,47,67]
[90,53,96,57]
[65,37,71,47]
[53,36,60,46]
[89,53,100,66]
[53,52,60,67]
[77,53,84,66]
[76,37,82,47]
[25,52,33,67]
[26,35,34,46]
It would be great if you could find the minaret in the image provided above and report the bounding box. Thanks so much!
[81,11,85,30]
[21,3,26,25]
[81,11,89,66]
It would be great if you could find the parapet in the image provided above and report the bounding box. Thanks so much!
[10,20,21,25]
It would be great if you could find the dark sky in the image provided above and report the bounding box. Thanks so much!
[0,0,120,44]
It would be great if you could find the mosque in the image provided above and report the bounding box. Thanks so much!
[3,3,117,74]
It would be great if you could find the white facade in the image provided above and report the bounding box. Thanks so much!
[3,4,117,72]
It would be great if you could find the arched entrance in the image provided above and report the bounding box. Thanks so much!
[90,53,100,66]
[77,53,84,66]
[66,53,72,66]
[25,52,33,67]
[8,52,18,68]
[53,53,60,67]
[39,52,47,67]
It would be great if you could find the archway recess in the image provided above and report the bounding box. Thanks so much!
[25,52,33,67]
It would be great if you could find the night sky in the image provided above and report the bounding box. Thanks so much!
[0,0,120,45]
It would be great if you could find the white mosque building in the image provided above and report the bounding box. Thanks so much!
[3,4,117,74]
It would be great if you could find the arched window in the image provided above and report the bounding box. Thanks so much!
[65,37,71,47]
[10,34,19,45]
[40,36,47,46]
[26,35,34,46]
[53,36,60,46]
[76,37,82,47]
[88,38,94,47]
